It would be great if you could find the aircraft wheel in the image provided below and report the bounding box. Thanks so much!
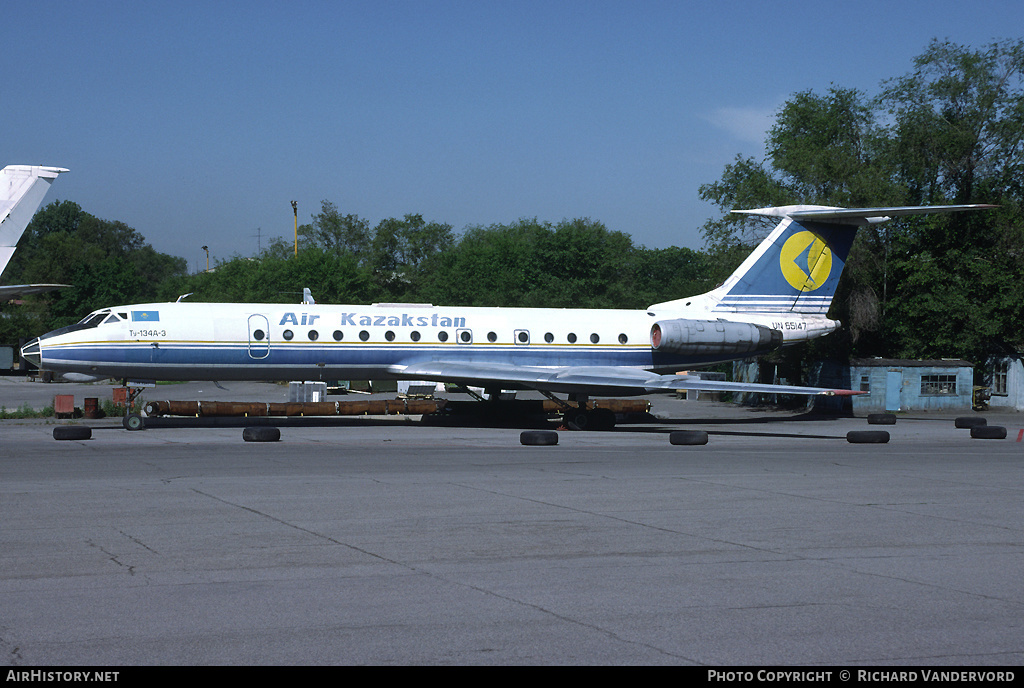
[243,426,281,442]
[520,430,558,446]
[669,430,709,445]
[971,425,1007,439]
[563,410,590,431]
[53,425,92,441]
[123,413,145,431]
[955,416,986,429]
[867,413,896,425]
[847,430,889,444]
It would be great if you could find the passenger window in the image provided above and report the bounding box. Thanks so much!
[618,333,628,344]
[567,333,577,343]
[385,330,396,342]
[308,330,319,341]
[333,330,343,341]
[283,330,294,341]
[544,332,554,343]
[590,333,600,344]
[411,331,421,342]
[359,330,370,341]
[253,329,266,341]
[438,331,449,342]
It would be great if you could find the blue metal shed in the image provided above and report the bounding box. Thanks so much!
[848,358,974,412]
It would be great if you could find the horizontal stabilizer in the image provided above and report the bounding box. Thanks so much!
[734,204,998,225]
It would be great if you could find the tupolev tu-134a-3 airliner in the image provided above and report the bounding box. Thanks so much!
[23,203,994,428]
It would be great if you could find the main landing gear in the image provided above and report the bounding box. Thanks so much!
[544,393,616,431]
[454,388,619,431]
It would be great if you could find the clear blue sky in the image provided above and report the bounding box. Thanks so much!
[5,0,1021,272]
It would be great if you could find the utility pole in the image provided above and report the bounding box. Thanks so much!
[291,200,298,256]
[202,245,209,272]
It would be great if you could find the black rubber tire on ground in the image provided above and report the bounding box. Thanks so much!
[847,430,890,444]
[955,416,987,429]
[53,425,92,441]
[867,413,897,425]
[669,430,709,446]
[243,426,281,442]
[521,430,558,446]
[123,413,145,431]
[970,425,1007,439]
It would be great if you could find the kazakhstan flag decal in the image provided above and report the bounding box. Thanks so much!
[132,311,160,322]
[779,231,832,291]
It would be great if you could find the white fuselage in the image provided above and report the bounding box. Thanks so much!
[25,300,839,384]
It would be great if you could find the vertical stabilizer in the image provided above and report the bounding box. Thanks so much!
[0,165,69,276]
[710,206,858,315]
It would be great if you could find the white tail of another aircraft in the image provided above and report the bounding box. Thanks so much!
[0,164,69,298]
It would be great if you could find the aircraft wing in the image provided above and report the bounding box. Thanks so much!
[389,361,857,397]
[0,283,70,300]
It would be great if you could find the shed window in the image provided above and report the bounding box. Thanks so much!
[993,361,1008,396]
[920,374,957,396]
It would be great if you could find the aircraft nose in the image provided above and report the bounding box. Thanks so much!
[21,338,41,367]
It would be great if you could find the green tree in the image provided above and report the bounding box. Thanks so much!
[169,242,373,306]
[878,39,1024,205]
[370,214,455,298]
[298,200,371,261]
[418,218,672,310]
[876,39,1024,359]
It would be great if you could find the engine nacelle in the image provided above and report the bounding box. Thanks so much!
[650,318,783,356]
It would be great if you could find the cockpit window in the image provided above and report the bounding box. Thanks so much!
[38,310,112,341]
[103,315,121,324]
[79,311,109,328]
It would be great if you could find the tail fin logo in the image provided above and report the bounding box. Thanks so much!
[780,231,832,291]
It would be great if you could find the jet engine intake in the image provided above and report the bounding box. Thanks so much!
[650,318,782,356]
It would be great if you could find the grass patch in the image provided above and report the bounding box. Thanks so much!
[0,404,55,419]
